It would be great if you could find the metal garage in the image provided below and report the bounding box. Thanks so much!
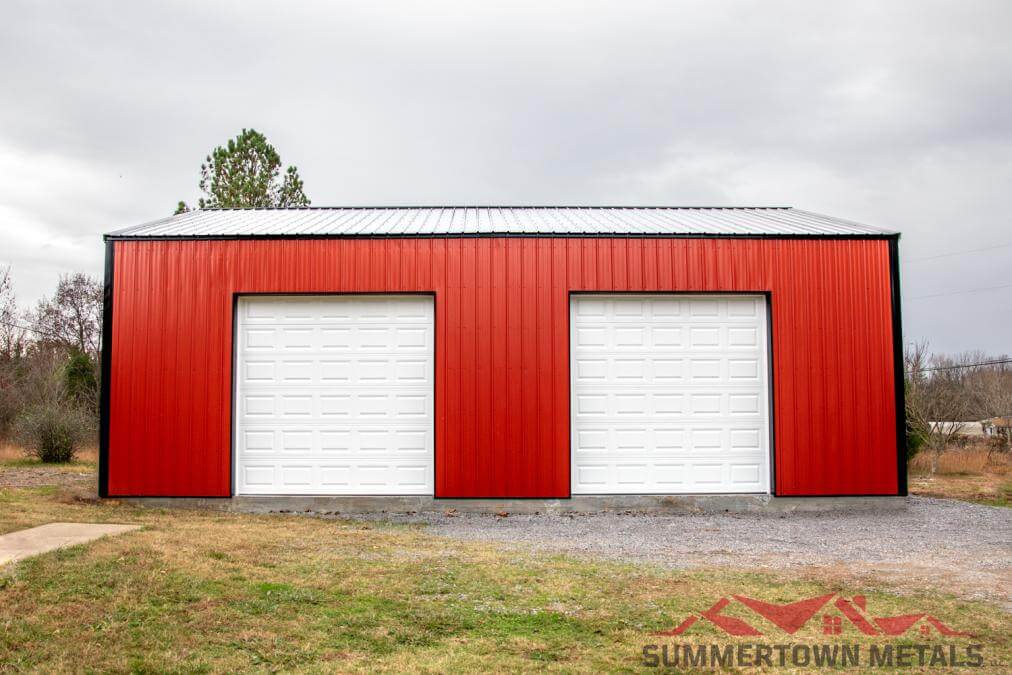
[100,206,905,500]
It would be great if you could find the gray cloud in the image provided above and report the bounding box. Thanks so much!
[1,0,1009,353]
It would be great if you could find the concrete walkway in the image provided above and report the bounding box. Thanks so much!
[0,522,140,566]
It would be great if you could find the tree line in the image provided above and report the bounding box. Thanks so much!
[905,343,1012,472]
[0,267,102,461]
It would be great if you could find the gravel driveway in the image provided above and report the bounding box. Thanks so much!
[365,497,1012,608]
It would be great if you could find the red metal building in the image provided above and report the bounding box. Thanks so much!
[100,207,905,499]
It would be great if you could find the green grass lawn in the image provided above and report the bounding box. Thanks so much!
[0,484,1009,673]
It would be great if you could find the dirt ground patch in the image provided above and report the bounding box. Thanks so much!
[0,444,97,490]
[0,466,95,489]
[910,472,1011,506]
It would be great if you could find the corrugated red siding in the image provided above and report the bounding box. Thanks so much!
[107,237,898,497]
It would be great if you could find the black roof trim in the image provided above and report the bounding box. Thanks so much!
[106,232,900,242]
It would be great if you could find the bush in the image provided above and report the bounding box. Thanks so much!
[63,350,98,413]
[906,418,928,460]
[13,402,88,463]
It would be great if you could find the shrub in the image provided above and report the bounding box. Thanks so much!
[0,369,18,436]
[13,402,88,463]
[63,350,98,413]
[906,418,927,460]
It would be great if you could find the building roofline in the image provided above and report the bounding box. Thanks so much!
[106,206,898,239]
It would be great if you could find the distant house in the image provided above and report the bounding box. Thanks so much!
[929,418,1012,445]
[982,417,1012,440]
[927,421,982,437]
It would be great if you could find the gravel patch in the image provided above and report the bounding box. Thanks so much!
[358,497,1012,607]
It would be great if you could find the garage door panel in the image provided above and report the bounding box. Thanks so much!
[243,360,276,382]
[244,329,276,350]
[240,357,433,386]
[572,326,775,353]
[726,298,759,317]
[730,463,763,486]
[571,458,769,493]
[571,295,770,494]
[235,295,434,495]
[242,430,275,452]
[240,297,432,322]
[241,326,432,353]
[572,390,765,421]
[574,424,765,456]
[278,360,314,382]
[238,426,433,455]
[238,390,433,421]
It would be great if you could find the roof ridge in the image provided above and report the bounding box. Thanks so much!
[196,205,794,211]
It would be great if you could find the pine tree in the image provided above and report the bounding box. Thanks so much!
[175,128,310,212]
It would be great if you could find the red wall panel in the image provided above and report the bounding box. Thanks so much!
[107,237,899,497]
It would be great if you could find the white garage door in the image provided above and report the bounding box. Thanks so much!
[570,295,770,494]
[234,295,434,495]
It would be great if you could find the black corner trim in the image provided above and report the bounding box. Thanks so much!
[888,235,907,496]
[98,240,115,498]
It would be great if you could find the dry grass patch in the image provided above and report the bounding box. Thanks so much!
[910,446,1011,506]
[0,486,1009,673]
[0,442,97,469]
[910,446,1008,476]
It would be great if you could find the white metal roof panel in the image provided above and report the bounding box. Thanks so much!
[107,207,895,238]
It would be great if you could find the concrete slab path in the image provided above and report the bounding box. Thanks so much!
[0,522,140,566]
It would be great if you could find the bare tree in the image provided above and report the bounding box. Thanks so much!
[30,273,103,357]
[904,341,931,446]
[0,266,26,361]
[967,358,1012,453]
[0,266,27,434]
[905,342,974,473]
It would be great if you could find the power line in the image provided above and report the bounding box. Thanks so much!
[0,319,66,341]
[905,283,1012,301]
[903,241,1012,264]
[907,358,1012,374]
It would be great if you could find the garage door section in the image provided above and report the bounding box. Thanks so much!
[570,295,770,494]
[234,295,434,495]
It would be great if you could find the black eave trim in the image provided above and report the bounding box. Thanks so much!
[105,233,897,242]
[889,235,907,496]
[98,240,114,498]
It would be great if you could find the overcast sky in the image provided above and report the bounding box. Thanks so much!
[1,1,1009,354]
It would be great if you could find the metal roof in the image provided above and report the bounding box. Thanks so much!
[107,207,896,239]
